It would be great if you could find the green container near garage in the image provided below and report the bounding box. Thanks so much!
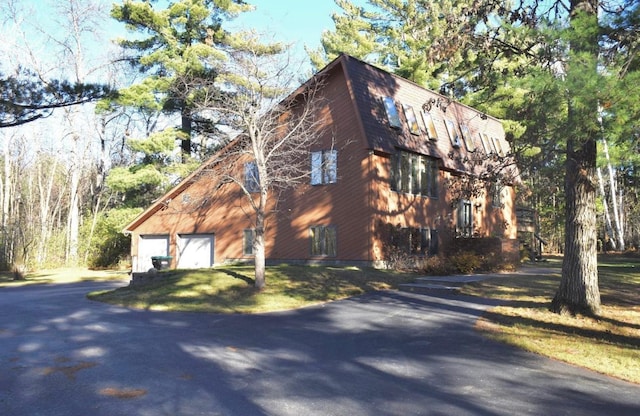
[151,256,172,270]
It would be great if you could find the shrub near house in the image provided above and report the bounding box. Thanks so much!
[124,54,519,272]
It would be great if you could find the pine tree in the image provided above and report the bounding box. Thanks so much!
[0,69,110,128]
[308,0,479,89]
[109,0,251,161]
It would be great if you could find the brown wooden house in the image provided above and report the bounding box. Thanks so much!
[124,54,519,272]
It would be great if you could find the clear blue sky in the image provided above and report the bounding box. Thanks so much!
[232,0,344,57]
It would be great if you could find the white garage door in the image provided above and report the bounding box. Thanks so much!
[137,235,170,272]
[177,234,214,269]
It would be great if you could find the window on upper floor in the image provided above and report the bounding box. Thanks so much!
[310,149,337,185]
[479,132,493,154]
[244,162,260,193]
[421,111,438,141]
[460,123,475,152]
[383,96,402,129]
[310,225,337,257]
[243,229,255,256]
[492,137,505,156]
[445,119,461,148]
[403,104,421,135]
[391,150,439,198]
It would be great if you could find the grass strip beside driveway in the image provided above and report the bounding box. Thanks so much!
[87,265,416,313]
[461,254,640,385]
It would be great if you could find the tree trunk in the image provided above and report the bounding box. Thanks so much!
[596,167,615,249]
[254,208,266,290]
[254,228,266,289]
[552,135,600,315]
[603,139,625,250]
[551,0,601,316]
[66,135,81,266]
[181,110,192,162]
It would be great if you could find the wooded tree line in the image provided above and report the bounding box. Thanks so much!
[1,0,639,313]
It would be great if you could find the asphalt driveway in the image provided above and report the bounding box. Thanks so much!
[1,279,639,416]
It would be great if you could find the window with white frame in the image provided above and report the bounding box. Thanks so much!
[492,137,505,156]
[391,150,439,197]
[383,96,402,129]
[460,124,475,152]
[445,119,461,147]
[458,200,473,237]
[244,162,260,193]
[243,229,255,255]
[310,225,337,256]
[479,132,493,154]
[403,104,420,135]
[421,111,438,140]
[311,149,337,185]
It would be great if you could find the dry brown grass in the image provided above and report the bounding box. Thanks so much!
[0,268,129,286]
[461,254,640,384]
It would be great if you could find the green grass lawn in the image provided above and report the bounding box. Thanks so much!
[460,253,640,385]
[87,265,417,313]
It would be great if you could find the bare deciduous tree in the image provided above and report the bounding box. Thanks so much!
[192,45,329,288]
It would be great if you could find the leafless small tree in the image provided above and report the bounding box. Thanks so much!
[190,40,328,288]
[444,148,518,208]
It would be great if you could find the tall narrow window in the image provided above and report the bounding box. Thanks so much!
[244,162,260,193]
[403,104,420,135]
[458,200,473,238]
[400,152,411,193]
[429,228,439,255]
[492,137,505,156]
[460,124,475,152]
[243,229,255,256]
[445,119,461,147]
[310,225,337,256]
[311,150,337,185]
[479,132,492,154]
[383,97,402,129]
[421,111,438,140]
[491,181,503,208]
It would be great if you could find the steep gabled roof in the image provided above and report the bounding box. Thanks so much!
[335,53,511,173]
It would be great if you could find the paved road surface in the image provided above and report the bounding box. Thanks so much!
[1,279,639,415]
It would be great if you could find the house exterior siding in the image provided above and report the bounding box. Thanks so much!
[125,54,519,271]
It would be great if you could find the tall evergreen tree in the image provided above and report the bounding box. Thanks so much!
[308,0,479,89]
[109,0,251,161]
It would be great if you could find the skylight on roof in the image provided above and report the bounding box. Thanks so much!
[445,119,461,148]
[421,111,438,141]
[403,104,420,135]
[383,97,402,129]
[460,124,475,152]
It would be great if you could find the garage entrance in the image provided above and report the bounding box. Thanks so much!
[177,234,214,269]
[137,235,170,272]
